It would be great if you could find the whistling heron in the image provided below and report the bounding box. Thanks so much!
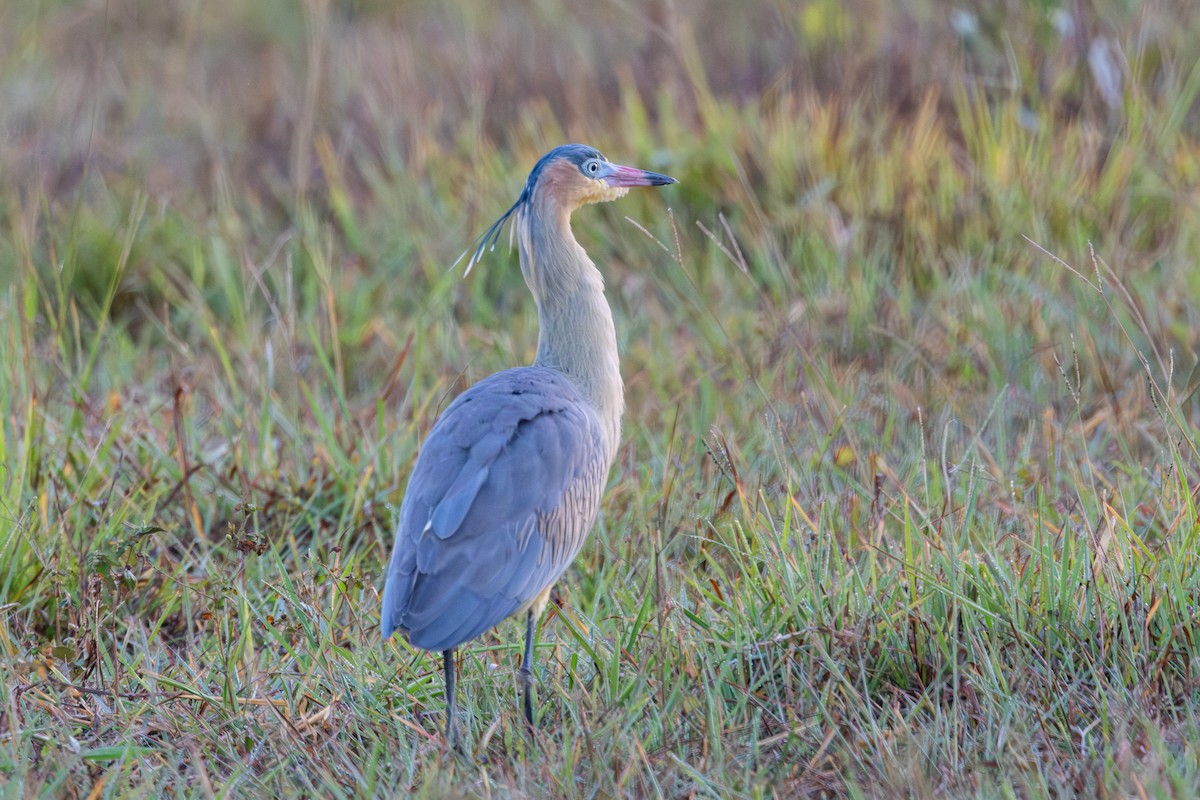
[381,144,675,746]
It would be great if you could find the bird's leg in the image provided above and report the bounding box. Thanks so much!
[521,610,536,731]
[443,648,460,749]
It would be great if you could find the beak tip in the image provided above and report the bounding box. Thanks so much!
[644,170,677,187]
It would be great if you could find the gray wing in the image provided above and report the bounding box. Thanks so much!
[381,367,609,652]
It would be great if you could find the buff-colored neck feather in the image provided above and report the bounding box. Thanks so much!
[515,169,625,461]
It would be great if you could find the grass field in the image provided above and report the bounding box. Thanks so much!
[3,0,1200,796]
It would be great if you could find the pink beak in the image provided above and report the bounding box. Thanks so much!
[603,163,677,188]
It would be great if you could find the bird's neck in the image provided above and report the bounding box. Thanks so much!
[517,205,624,455]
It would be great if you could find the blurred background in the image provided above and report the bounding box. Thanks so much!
[3,0,1200,795]
[5,0,1199,432]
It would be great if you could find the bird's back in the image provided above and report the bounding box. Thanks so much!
[381,366,611,652]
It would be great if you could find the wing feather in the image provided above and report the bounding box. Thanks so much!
[381,367,609,652]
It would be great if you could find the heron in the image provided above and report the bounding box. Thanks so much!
[381,144,676,746]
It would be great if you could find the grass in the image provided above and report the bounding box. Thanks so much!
[2,0,1200,796]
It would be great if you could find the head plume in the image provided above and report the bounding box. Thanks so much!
[455,145,605,276]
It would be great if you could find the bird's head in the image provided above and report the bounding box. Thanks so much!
[523,144,677,208]
[461,144,676,274]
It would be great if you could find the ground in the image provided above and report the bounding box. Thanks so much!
[2,0,1199,796]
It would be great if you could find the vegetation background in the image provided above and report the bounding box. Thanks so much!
[2,0,1200,796]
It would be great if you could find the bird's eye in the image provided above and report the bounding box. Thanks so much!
[584,159,600,175]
